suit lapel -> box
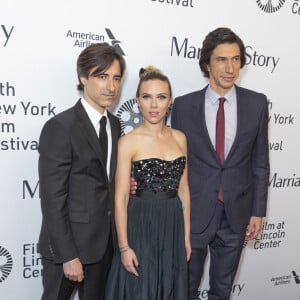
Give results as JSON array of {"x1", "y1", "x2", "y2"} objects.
[
  {"x1": 198, "y1": 87, "x2": 220, "y2": 162},
  {"x1": 225, "y1": 85, "x2": 242, "y2": 163},
  {"x1": 108, "y1": 111, "x2": 119, "y2": 181},
  {"x1": 74, "y1": 100, "x2": 108, "y2": 173}
]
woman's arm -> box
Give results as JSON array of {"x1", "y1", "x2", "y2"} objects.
[
  {"x1": 114, "y1": 135, "x2": 139, "y2": 276},
  {"x1": 176, "y1": 132, "x2": 191, "y2": 261}
]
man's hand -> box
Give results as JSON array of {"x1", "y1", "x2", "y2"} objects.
[
  {"x1": 245, "y1": 216, "x2": 263, "y2": 241},
  {"x1": 63, "y1": 258, "x2": 84, "y2": 282},
  {"x1": 130, "y1": 177, "x2": 137, "y2": 195}
]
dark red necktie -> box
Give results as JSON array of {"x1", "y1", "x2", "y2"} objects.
[{"x1": 216, "y1": 97, "x2": 225, "y2": 201}]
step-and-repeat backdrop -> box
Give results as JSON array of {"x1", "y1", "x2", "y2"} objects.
[{"x1": 1, "y1": 0, "x2": 300, "y2": 299}]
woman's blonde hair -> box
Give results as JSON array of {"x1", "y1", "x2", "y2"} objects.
[{"x1": 136, "y1": 66, "x2": 172, "y2": 97}]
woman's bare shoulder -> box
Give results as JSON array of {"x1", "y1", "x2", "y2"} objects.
[
  {"x1": 118, "y1": 128, "x2": 143, "y2": 147},
  {"x1": 169, "y1": 127, "x2": 186, "y2": 141}
]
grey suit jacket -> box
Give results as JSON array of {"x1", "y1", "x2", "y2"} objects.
[
  {"x1": 172, "y1": 85, "x2": 270, "y2": 234},
  {"x1": 38, "y1": 100, "x2": 120, "y2": 264}
]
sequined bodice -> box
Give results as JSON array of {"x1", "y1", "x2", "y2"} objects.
[{"x1": 131, "y1": 156, "x2": 186, "y2": 193}]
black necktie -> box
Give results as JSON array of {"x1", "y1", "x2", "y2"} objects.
[
  {"x1": 216, "y1": 97, "x2": 225, "y2": 201},
  {"x1": 99, "y1": 116, "x2": 108, "y2": 166}
]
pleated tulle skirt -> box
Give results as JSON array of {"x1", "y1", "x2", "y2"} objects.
[{"x1": 105, "y1": 191, "x2": 188, "y2": 300}]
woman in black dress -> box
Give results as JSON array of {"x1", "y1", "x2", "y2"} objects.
[{"x1": 105, "y1": 66, "x2": 191, "y2": 300}]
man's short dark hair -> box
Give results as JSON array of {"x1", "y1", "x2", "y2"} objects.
[
  {"x1": 77, "y1": 42, "x2": 126, "y2": 91},
  {"x1": 199, "y1": 27, "x2": 246, "y2": 78}
]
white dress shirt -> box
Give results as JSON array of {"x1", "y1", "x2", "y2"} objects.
[{"x1": 81, "y1": 98, "x2": 112, "y2": 177}]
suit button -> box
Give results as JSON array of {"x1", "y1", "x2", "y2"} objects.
[{"x1": 107, "y1": 210, "x2": 112, "y2": 216}]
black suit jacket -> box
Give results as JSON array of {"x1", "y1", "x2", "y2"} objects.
[
  {"x1": 38, "y1": 100, "x2": 120, "y2": 264},
  {"x1": 172, "y1": 85, "x2": 270, "y2": 234}
]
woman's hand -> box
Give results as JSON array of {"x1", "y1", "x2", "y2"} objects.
[
  {"x1": 185, "y1": 239, "x2": 192, "y2": 261},
  {"x1": 121, "y1": 248, "x2": 139, "y2": 276}
]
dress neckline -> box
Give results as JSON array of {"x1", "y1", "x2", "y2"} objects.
[{"x1": 132, "y1": 156, "x2": 185, "y2": 163}]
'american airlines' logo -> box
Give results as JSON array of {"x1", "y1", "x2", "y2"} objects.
[{"x1": 105, "y1": 28, "x2": 125, "y2": 56}]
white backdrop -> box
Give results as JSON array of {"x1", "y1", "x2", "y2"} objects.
[{"x1": 1, "y1": 0, "x2": 300, "y2": 299}]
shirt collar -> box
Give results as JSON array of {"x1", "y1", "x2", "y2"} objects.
[
  {"x1": 206, "y1": 85, "x2": 236, "y2": 105},
  {"x1": 81, "y1": 97, "x2": 107, "y2": 127}
]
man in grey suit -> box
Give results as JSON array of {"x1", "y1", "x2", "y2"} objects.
[
  {"x1": 171, "y1": 28, "x2": 270, "y2": 300},
  {"x1": 38, "y1": 43, "x2": 125, "y2": 299}
]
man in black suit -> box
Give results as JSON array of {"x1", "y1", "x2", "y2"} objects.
[
  {"x1": 38, "y1": 43, "x2": 125, "y2": 300},
  {"x1": 171, "y1": 28, "x2": 270, "y2": 299}
]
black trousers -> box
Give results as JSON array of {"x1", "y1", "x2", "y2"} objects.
[
  {"x1": 41, "y1": 236, "x2": 113, "y2": 300},
  {"x1": 188, "y1": 201, "x2": 246, "y2": 300}
]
